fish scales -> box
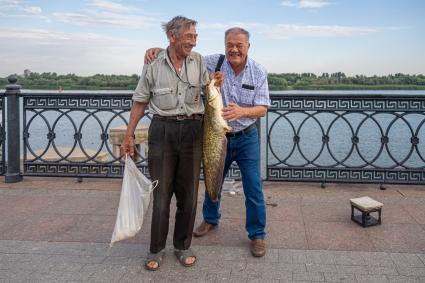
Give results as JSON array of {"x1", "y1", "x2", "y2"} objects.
[{"x1": 202, "y1": 79, "x2": 231, "y2": 201}]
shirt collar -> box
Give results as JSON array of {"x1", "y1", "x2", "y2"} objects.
[{"x1": 163, "y1": 48, "x2": 194, "y2": 64}]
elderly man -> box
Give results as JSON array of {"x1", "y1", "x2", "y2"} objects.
[
  {"x1": 121, "y1": 16, "x2": 221, "y2": 271},
  {"x1": 145, "y1": 27, "x2": 270, "y2": 257}
]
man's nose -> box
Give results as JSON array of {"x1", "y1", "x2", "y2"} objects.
[{"x1": 229, "y1": 45, "x2": 238, "y2": 52}]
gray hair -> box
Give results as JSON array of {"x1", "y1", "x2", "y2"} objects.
[
  {"x1": 162, "y1": 16, "x2": 197, "y2": 38},
  {"x1": 225, "y1": 27, "x2": 250, "y2": 42}
]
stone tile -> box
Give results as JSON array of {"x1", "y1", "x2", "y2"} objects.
[
  {"x1": 278, "y1": 249, "x2": 295, "y2": 263},
  {"x1": 52, "y1": 214, "x2": 115, "y2": 242},
  {"x1": 367, "y1": 223, "x2": 425, "y2": 253},
  {"x1": 305, "y1": 250, "x2": 336, "y2": 264},
  {"x1": 247, "y1": 278, "x2": 280, "y2": 283},
  {"x1": 267, "y1": 200, "x2": 303, "y2": 222},
  {"x1": 355, "y1": 274, "x2": 388, "y2": 283},
  {"x1": 305, "y1": 263, "x2": 338, "y2": 273},
  {"x1": 335, "y1": 265, "x2": 369, "y2": 274},
  {"x1": 366, "y1": 265, "x2": 399, "y2": 275},
  {"x1": 263, "y1": 247, "x2": 279, "y2": 263},
  {"x1": 1, "y1": 214, "x2": 84, "y2": 242},
  {"x1": 403, "y1": 205, "x2": 425, "y2": 225},
  {"x1": 301, "y1": 202, "x2": 351, "y2": 223},
  {"x1": 292, "y1": 249, "x2": 317, "y2": 265},
  {"x1": 1, "y1": 179, "x2": 425, "y2": 283},
  {"x1": 332, "y1": 251, "x2": 366, "y2": 265},
  {"x1": 55, "y1": 271, "x2": 95, "y2": 281},
  {"x1": 396, "y1": 267, "x2": 425, "y2": 277},
  {"x1": 292, "y1": 271, "x2": 325, "y2": 281},
  {"x1": 323, "y1": 272, "x2": 357, "y2": 282},
  {"x1": 390, "y1": 253, "x2": 425, "y2": 268},
  {"x1": 214, "y1": 275, "x2": 249, "y2": 283},
  {"x1": 418, "y1": 254, "x2": 425, "y2": 265},
  {"x1": 380, "y1": 204, "x2": 418, "y2": 224},
  {"x1": 48, "y1": 195, "x2": 118, "y2": 216},
  {"x1": 387, "y1": 275, "x2": 425, "y2": 283},
  {"x1": 26, "y1": 271, "x2": 66, "y2": 282},
  {"x1": 217, "y1": 259, "x2": 246, "y2": 277},
  {"x1": 267, "y1": 220, "x2": 308, "y2": 249},
  {"x1": 0, "y1": 195, "x2": 67, "y2": 215},
  {"x1": 191, "y1": 218, "x2": 248, "y2": 248},
  {"x1": 46, "y1": 254, "x2": 106, "y2": 264},
  {"x1": 0, "y1": 267, "x2": 34, "y2": 280},
  {"x1": 360, "y1": 251, "x2": 395, "y2": 267},
  {"x1": 0, "y1": 253, "x2": 51, "y2": 263},
  {"x1": 305, "y1": 222, "x2": 375, "y2": 251}
]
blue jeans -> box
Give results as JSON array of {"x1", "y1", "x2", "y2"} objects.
[{"x1": 202, "y1": 127, "x2": 266, "y2": 240}]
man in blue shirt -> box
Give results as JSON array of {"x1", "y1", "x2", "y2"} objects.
[{"x1": 145, "y1": 27, "x2": 270, "y2": 257}]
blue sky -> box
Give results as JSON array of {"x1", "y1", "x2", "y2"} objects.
[{"x1": 1, "y1": 0, "x2": 424, "y2": 76}]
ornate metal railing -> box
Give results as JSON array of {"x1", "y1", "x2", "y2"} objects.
[
  {"x1": 267, "y1": 92, "x2": 425, "y2": 184},
  {"x1": 20, "y1": 90, "x2": 242, "y2": 179},
  {"x1": 22, "y1": 91, "x2": 151, "y2": 177},
  {"x1": 3, "y1": 75, "x2": 425, "y2": 185}
]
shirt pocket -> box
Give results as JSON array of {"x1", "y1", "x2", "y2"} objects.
[
  {"x1": 238, "y1": 89, "x2": 255, "y2": 106},
  {"x1": 152, "y1": 87, "x2": 177, "y2": 110},
  {"x1": 184, "y1": 84, "x2": 202, "y2": 105}
]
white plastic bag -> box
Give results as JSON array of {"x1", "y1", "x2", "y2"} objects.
[{"x1": 110, "y1": 155, "x2": 158, "y2": 246}]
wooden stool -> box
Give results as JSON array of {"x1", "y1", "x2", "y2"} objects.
[{"x1": 350, "y1": 196, "x2": 383, "y2": 227}]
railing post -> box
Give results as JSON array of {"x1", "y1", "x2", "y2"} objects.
[{"x1": 5, "y1": 75, "x2": 23, "y2": 183}]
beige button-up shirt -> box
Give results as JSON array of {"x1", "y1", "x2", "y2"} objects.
[{"x1": 133, "y1": 49, "x2": 209, "y2": 116}]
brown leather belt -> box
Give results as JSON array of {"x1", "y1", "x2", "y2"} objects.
[
  {"x1": 226, "y1": 123, "x2": 257, "y2": 138},
  {"x1": 153, "y1": 114, "x2": 203, "y2": 121}
]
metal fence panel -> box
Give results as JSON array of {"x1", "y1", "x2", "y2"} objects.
[{"x1": 267, "y1": 93, "x2": 425, "y2": 184}]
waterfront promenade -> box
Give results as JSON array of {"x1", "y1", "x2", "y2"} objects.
[{"x1": 0, "y1": 177, "x2": 424, "y2": 282}]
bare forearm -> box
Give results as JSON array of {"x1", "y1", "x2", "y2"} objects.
[
  {"x1": 125, "y1": 101, "x2": 147, "y2": 137},
  {"x1": 242, "y1": 105, "x2": 268, "y2": 119}
]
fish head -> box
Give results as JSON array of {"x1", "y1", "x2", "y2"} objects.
[{"x1": 207, "y1": 79, "x2": 220, "y2": 101}]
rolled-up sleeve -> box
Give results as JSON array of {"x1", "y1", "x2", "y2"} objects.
[{"x1": 132, "y1": 64, "x2": 151, "y2": 103}]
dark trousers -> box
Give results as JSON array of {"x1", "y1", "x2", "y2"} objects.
[{"x1": 147, "y1": 117, "x2": 203, "y2": 253}]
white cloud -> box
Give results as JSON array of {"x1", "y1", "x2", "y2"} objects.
[
  {"x1": 263, "y1": 24, "x2": 377, "y2": 39},
  {"x1": 22, "y1": 6, "x2": 42, "y2": 14},
  {"x1": 0, "y1": 27, "x2": 111, "y2": 42},
  {"x1": 0, "y1": 0, "x2": 20, "y2": 8},
  {"x1": 87, "y1": 0, "x2": 137, "y2": 13},
  {"x1": 0, "y1": 0, "x2": 158, "y2": 29},
  {"x1": 201, "y1": 22, "x2": 378, "y2": 39},
  {"x1": 0, "y1": 27, "x2": 151, "y2": 76},
  {"x1": 53, "y1": 10, "x2": 158, "y2": 28},
  {"x1": 50, "y1": 1, "x2": 158, "y2": 29},
  {"x1": 282, "y1": 0, "x2": 331, "y2": 9},
  {"x1": 0, "y1": 1, "x2": 49, "y2": 21}
]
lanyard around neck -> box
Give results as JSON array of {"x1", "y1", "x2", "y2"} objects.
[{"x1": 166, "y1": 48, "x2": 188, "y2": 78}]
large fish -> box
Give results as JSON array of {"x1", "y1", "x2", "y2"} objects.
[{"x1": 203, "y1": 79, "x2": 231, "y2": 201}]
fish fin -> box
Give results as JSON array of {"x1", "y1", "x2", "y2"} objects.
[{"x1": 225, "y1": 125, "x2": 232, "y2": 132}]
